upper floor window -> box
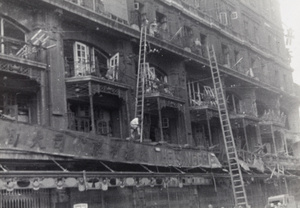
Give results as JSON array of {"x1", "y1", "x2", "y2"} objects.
[
  {"x1": 0, "y1": 18, "x2": 25, "y2": 56},
  {"x1": 156, "y1": 12, "x2": 167, "y2": 25},
  {"x1": 66, "y1": 0, "x2": 84, "y2": 6},
  {"x1": 233, "y1": 50, "x2": 242, "y2": 71},
  {"x1": 244, "y1": 20, "x2": 249, "y2": 37},
  {"x1": 227, "y1": 92, "x2": 241, "y2": 114},
  {"x1": 221, "y1": 44, "x2": 230, "y2": 67},
  {"x1": 155, "y1": 11, "x2": 168, "y2": 33},
  {"x1": 64, "y1": 41, "x2": 119, "y2": 80},
  {"x1": 219, "y1": 12, "x2": 228, "y2": 26},
  {"x1": 65, "y1": 0, "x2": 104, "y2": 12},
  {"x1": 181, "y1": 26, "x2": 193, "y2": 38},
  {"x1": 200, "y1": 33, "x2": 207, "y2": 46},
  {"x1": 256, "y1": 101, "x2": 268, "y2": 117}
]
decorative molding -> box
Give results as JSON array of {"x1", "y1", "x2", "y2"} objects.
[{"x1": 0, "y1": 59, "x2": 42, "y2": 83}]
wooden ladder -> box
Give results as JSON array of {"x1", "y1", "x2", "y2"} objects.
[
  {"x1": 134, "y1": 23, "x2": 147, "y2": 142},
  {"x1": 207, "y1": 45, "x2": 249, "y2": 208}
]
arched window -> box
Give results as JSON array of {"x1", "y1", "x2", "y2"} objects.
[
  {"x1": 0, "y1": 18, "x2": 25, "y2": 55},
  {"x1": 64, "y1": 40, "x2": 119, "y2": 80}
]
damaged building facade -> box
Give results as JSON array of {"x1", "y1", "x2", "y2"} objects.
[{"x1": 0, "y1": 0, "x2": 300, "y2": 207}]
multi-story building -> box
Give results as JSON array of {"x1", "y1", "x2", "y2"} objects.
[{"x1": 0, "y1": 0, "x2": 300, "y2": 207}]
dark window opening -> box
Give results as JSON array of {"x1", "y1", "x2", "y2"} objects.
[
  {"x1": 0, "y1": 18, "x2": 26, "y2": 56},
  {"x1": 156, "y1": 11, "x2": 167, "y2": 24},
  {"x1": 182, "y1": 26, "x2": 193, "y2": 37},
  {"x1": 0, "y1": 91, "x2": 35, "y2": 123},
  {"x1": 221, "y1": 44, "x2": 230, "y2": 66},
  {"x1": 227, "y1": 92, "x2": 241, "y2": 114},
  {"x1": 3, "y1": 20, "x2": 25, "y2": 41}
]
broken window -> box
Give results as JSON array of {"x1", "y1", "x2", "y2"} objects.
[
  {"x1": 156, "y1": 11, "x2": 168, "y2": 32},
  {"x1": 0, "y1": 18, "x2": 25, "y2": 56},
  {"x1": 233, "y1": 50, "x2": 242, "y2": 71},
  {"x1": 67, "y1": 101, "x2": 113, "y2": 136},
  {"x1": 0, "y1": 92, "x2": 34, "y2": 123},
  {"x1": 144, "y1": 63, "x2": 170, "y2": 95}
]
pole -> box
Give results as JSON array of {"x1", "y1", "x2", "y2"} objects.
[{"x1": 88, "y1": 81, "x2": 96, "y2": 134}]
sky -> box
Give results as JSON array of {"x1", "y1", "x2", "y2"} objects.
[{"x1": 279, "y1": 0, "x2": 300, "y2": 84}]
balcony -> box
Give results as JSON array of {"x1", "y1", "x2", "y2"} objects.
[
  {"x1": 187, "y1": 82, "x2": 217, "y2": 110},
  {"x1": 65, "y1": 60, "x2": 119, "y2": 82},
  {"x1": 259, "y1": 109, "x2": 287, "y2": 127},
  {"x1": 0, "y1": 36, "x2": 45, "y2": 65},
  {"x1": 145, "y1": 78, "x2": 182, "y2": 100}
]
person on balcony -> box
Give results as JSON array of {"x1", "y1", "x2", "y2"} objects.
[
  {"x1": 105, "y1": 66, "x2": 114, "y2": 80},
  {"x1": 126, "y1": 117, "x2": 141, "y2": 141}
]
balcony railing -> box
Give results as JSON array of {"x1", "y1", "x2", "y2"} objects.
[
  {"x1": 260, "y1": 109, "x2": 287, "y2": 126},
  {"x1": 187, "y1": 82, "x2": 217, "y2": 109},
  {"x1": 145, "y1": 78, "x2": 181, "y2": 98},
  {"x1": 0, "y1": 36, "x2": 43, "y2": 63},
  {"x1": 65, "y1": 60, "x2": 119, "y2": 81}
]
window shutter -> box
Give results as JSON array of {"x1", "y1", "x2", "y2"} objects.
[
  {"x1": 74, "y1": 42, "x2": 89, "y2": 76},
  {"x1": 90, "y1": 48, "x2": 95, "y2": 73},
  {"x1": 108, "y1": 52, "x2": 120, "y2": 80}
]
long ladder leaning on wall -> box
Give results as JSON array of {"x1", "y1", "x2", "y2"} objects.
[
  {"x1": 207, "y1": 45, "x2": 249, "y2": 208},
  {"x1": 134, "y1": 22, "x2": 148, "y2": 143}
]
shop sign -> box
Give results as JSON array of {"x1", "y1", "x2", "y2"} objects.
[{"x1": 0, "y1": 119, "x2": 221, "y2": 168}]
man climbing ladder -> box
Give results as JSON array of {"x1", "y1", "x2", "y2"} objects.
[{"x1": 131, "y1": 20, "x2": 148, "y2": 142}]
